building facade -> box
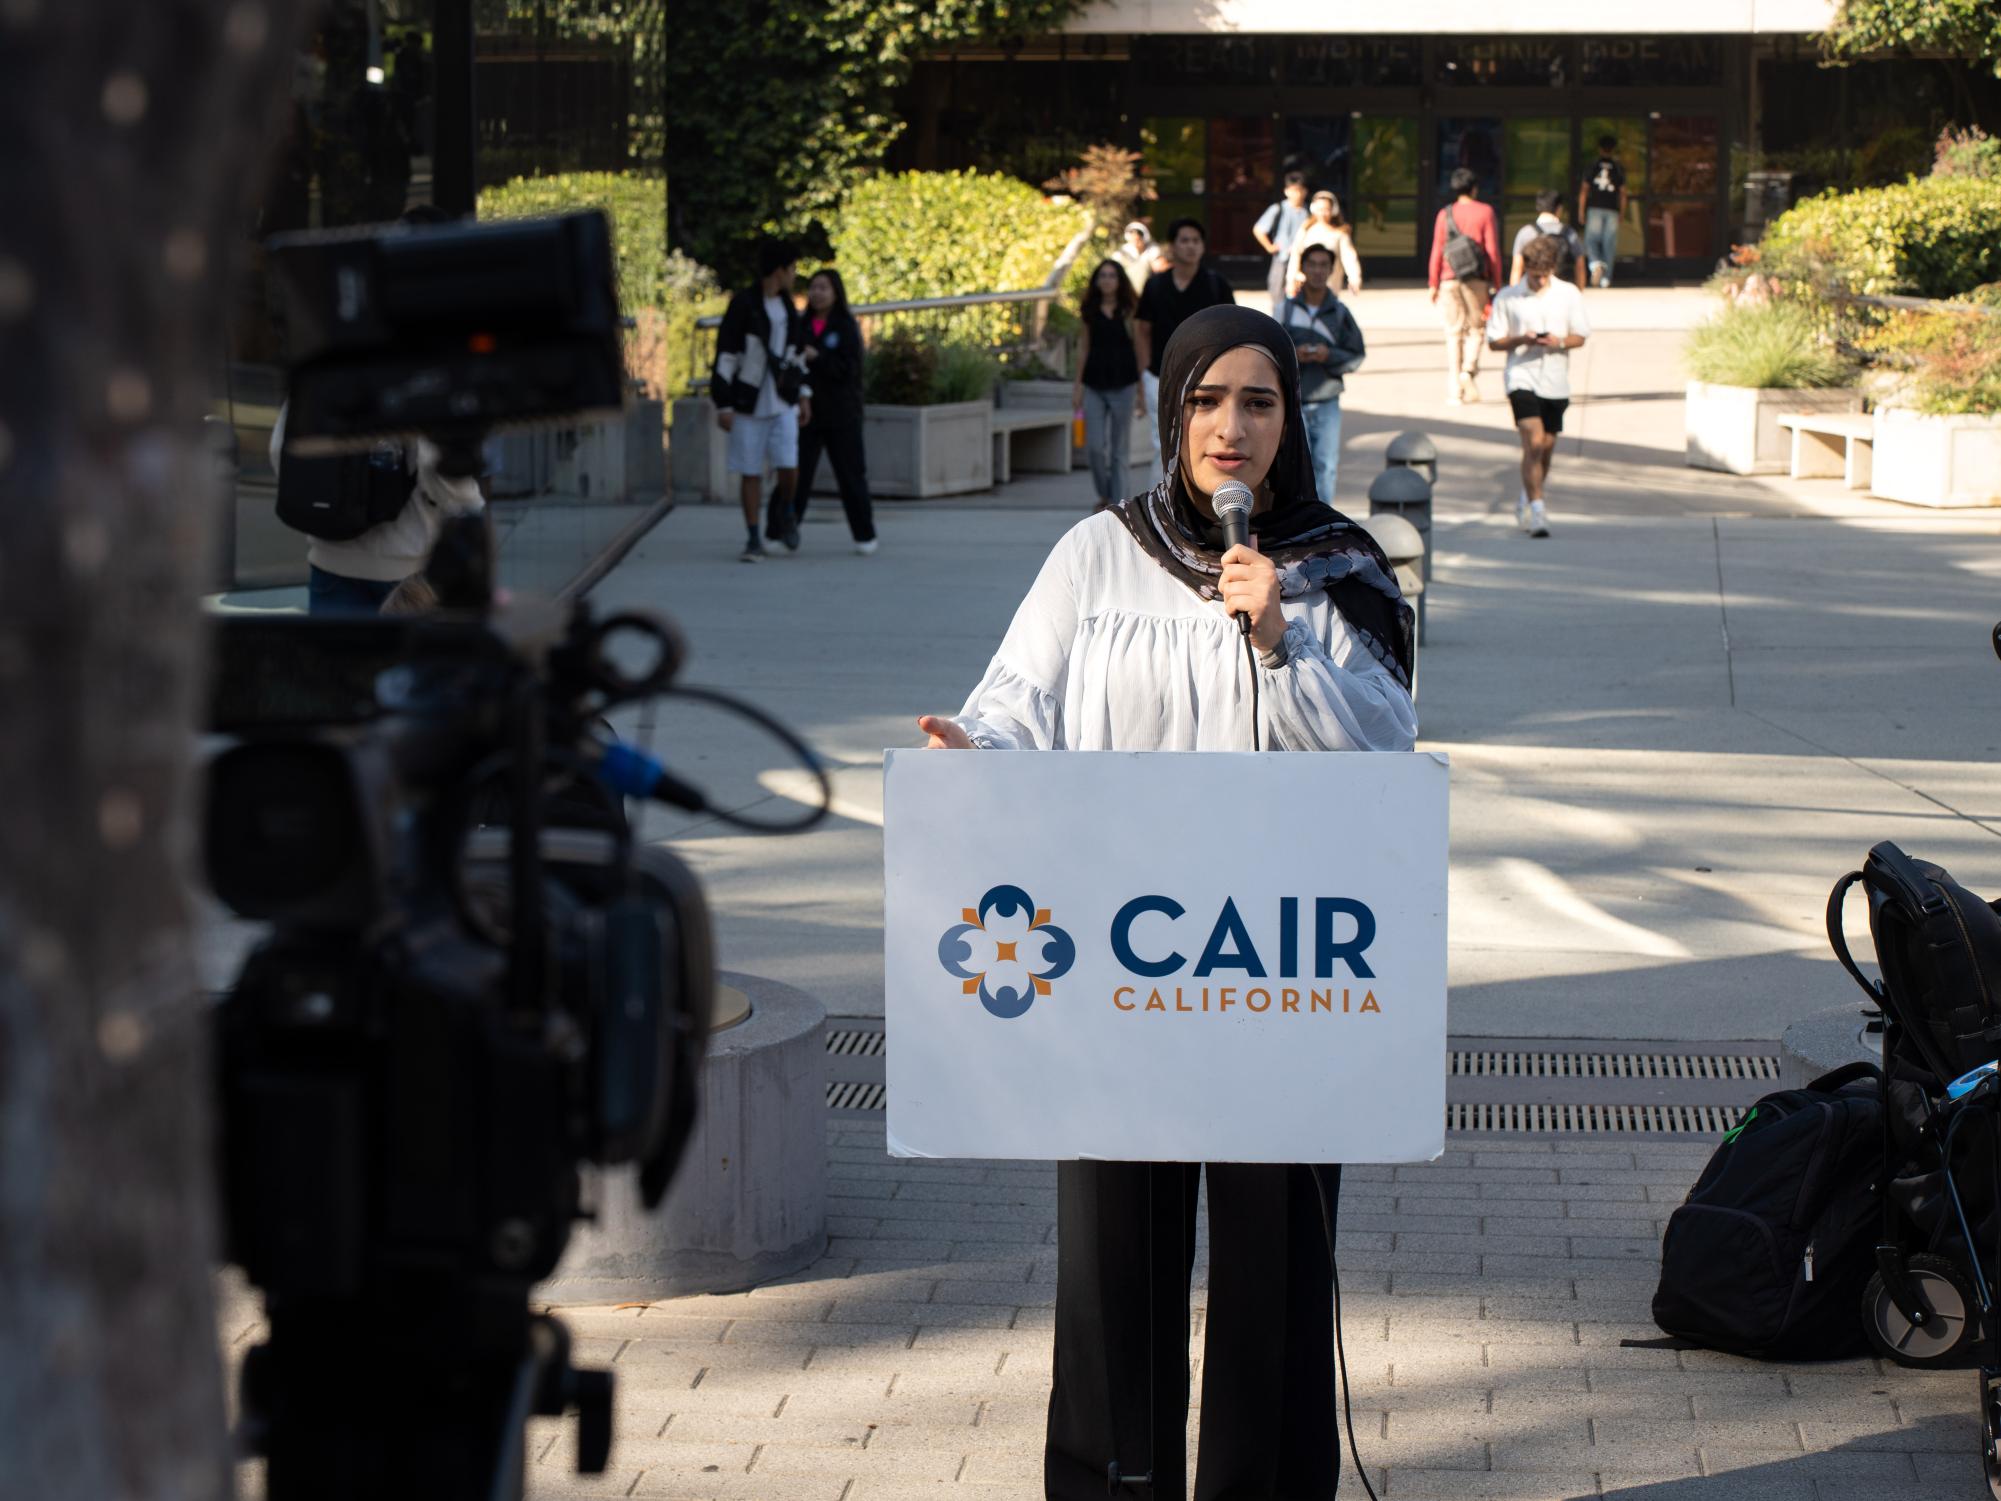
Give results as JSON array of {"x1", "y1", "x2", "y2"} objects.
[{"x1": 889, "y1": 1, "x2": 1996, "y2": 283}]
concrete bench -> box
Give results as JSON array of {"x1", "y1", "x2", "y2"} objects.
[
  {"x1": 1776, "y1": 411, "x2": 1874, "y2": 490},
  {"x1": 990, "y1": 408, "x2": 1072, "y2": 485}
]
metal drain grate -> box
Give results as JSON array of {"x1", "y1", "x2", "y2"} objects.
[
  {"x1": 1450, "y1": 1051, "x2": 1780, "y2": 1083},
  {"x1": 828, "y1": 1029, "x2": 886, "y2": 1058},
  {"x1": 828, "y1": 1080, "x2": 886, "y2": 1111},
  {"x1": 823, "y1": 1029, "x2": 1776, "y2": 1134}
]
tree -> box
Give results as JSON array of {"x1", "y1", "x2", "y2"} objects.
[
  {"x1": 0, "y1": 1, "x2": 310, "y2": 1493},
  {"x1": 666, "y1": 0, "x2": 1090, "y2": 284},
  {"x1": 1827, "y1": 0, "x2": 2001, "y2": 78}
]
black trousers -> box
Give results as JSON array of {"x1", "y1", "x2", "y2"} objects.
[
  {"x1": 1046, "y1": 1161, "x2": 1343, "y2": 1501},
  {"x1": 791, "y1": 420, "x2": 876, "y2": 542}
]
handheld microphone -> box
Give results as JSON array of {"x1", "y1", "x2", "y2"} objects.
[{"x1": 1212, "y1": 479, "x2": 1254, "y2": 636}]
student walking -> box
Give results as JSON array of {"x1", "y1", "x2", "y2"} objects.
[
  {"x1": 794, "y1": 269, "x2": 878, "y2": 555},
  {"x1": 1578, "y1": 135, "x2": 1628, "y2": 288},
  {"x1": 1285, "y1": 189, "x2": 1363, "y2": 301},
  {"x1": 1252, "y1": 172, "x2": 1311, "y2": 316},
  {"x1": 1510, "y1": 188, "x2": 1587, "y2": 287},
  {"x1": 1071, "y1": 258, "x2": 1143, "y2": 510},
  {"x1": 1427, "y1": 168, "x2": 1502, "y2": 406},
  {"x1": 1279, "y1": 241, "x2": 1366, "y2": 503},
  {"x1": 1134, "y1": 219, "x2": 1234, "y2": 472},
  {"x1": 1487, "y1": 235, "x2": 1591, "y2": 538},
  {"x1": 711, "y1": 238, "x2": 813, "y2": 563},
  {"x1": 1115, "y1": 220, "x2": 1167, "y2": 293}
]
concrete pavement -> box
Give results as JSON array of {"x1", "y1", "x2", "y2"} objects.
[
  {"x1": 218, "y1": 287, "x2": 2001, "y2": 1499},
  {"x1": 593, "y1": 287, "x2": 2001, "y2": 1040}
]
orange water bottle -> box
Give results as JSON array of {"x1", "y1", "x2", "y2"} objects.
[{"x1": 1072, "y1": 408, "x2": 1086, "y2": 447}]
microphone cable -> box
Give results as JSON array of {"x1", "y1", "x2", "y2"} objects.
[{"x1": 1235, "y1": 654, "x2": 1373, "y2": 1498}]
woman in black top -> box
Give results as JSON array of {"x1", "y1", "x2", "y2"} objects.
[
  {"x1": 1070, "y1": 258, "x2": 1143, "y2": 510},
  {"x1": 794, "y1": 268, "x2": 877, "y2": 553}
]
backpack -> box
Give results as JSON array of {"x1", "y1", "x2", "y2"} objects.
[
  {"x1": 276, "y1": 442, "x2": 413, "y2": 541},
  {"x1": 1441, "y1": 205, "x2": 1486, "y2": 283},
  {"x1": 1650, "y1": 1061, "x2": 1883, "y2": 1359},
  {"x1": 1831, "y1": 841, "x2": 2001, "y2": 1084}
]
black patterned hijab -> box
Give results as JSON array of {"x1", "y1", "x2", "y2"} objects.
[{"x1": 1108, "y1": 303, "x2": 1415, "y2": 689}]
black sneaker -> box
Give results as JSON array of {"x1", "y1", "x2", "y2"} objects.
[
  {"x1": 740, "y1": 538, "x2": 766, "y2": 563},
  {"x1": 782, "y1": 525, "x2": 801, "y2": 552}
]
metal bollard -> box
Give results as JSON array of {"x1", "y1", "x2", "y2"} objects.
[
  {"x1": 1385, "y1": 430, "x2": 1439, "y2": 489},
  {"x1": 1367, "y1": 463, "x2": 1433, "y2": 646},
  {"x1": 1358, "y1": 512, "x2": 1424, "y2": 697}
]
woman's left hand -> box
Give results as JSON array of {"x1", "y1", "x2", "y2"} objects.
[{"x1": 1219, "y1": 538, "x2": 1286, "y2": 653}]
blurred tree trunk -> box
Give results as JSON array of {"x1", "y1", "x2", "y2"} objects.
[{"x1": 0, "y1": 2, "x2": 309, "y2": 1495}]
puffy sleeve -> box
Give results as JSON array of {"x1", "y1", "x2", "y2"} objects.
[
  {"x1": 950, "y1": 525, "x2": 1085, "y2": 751},
  {"x1": 1339, "y1": 229, "x2": 1363, "y2": 290},
  {"x1": 1258, "y1": 608, "x2": 1417, "y2": 753}
]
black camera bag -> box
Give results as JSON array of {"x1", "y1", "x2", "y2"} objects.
[
  {"x1": 1650, "y1": 1061, "x2": 1883, "y2": 1360},
  {"x1": 276, "y1": 443, "x2": 412, "y2": 541}
]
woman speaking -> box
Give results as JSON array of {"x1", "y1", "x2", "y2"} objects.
[{"x1": 917, "y1": 303, "x2": 1416, "y2": 1499}]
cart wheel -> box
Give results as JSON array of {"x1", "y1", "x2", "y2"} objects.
[
  {"x1": 1862, "y1": 1254, "x2": 1979, "y2": 1367},
  {"x1": 1981, "y1": 1368, "x2": 2001, "y2": 1499}
]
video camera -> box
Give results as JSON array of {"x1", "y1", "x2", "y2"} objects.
[{"x1": 209, "y1": 213, "x2": 826, "y2": 1499}]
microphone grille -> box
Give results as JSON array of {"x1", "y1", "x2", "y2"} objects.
[{"x1": 1212, "y1": 480, "x2": 1254, "y2": 518}]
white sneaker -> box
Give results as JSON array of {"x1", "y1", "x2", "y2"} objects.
[
  {"x1": 1515, "y1": 491, "x2": 1530, "y2": 530},
  {"x1": 854, "y1": 539, "x2": 879, "y2": 556},
  {"x1": 1528, "y1": 500, "x2": 1550, "y2": 538}
]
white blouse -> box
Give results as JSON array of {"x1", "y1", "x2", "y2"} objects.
[{"x1": 952, "y1": 512, "x2": 1418, "y2": 754}]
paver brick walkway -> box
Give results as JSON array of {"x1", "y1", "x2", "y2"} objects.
[{"x1": 499, "y1": 1122, "x2": 1989, "y2": 1501}]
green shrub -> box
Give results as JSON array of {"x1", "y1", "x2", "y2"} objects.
[
  {"x1": 1759, "y1": 176, "x2": 2001, "y2": 299},
  {"x1": 1857, "y1": 306, "x2": 2001, "y2": 416},
  {"x1": 931, "y1": 341, "x2": 999, "y2": 404},
  {"x1": 1684, "y1": 301, "x2": 1853, "y2": 389},
  {"x1": 816, "y1": 171, "x2": 1088, "y2": 348},
  {"x1": 1935, "y1": 126, "x2": 2001, "y2": 182},
  {"x1": 479, "y1": 171, "x2": 725, "y2": 407},
  {"x1": 480, "y1": 170, "x2": 669, "y2": 304},
  {"x1": 863, "y1": 329, "x2": 938, "y2": 406}
]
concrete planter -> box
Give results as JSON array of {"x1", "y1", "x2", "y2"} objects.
[
  {"x1": 670, "y1": 395, "x2": 729, "y2": 503},
  {"x1": 625, "y1": 397, "x2": 666, "y2": 498},
  {"x1": 1684, "y1": 381, "x2": 1862, "y2": 475},
  {"x1": 1870, "y1": 407, "x2": 2001, "y2": 508},
  {"x1": 864, "y1": 399, "x2": 992, "y2": 498}
]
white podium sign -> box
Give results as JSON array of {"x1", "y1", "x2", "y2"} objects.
[{"x1": 883, "y1": 749, "x2": 1448, "y2": 1164}]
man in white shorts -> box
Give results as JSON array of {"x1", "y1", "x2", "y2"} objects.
[
  {"x1": 1486, "y1": 234, "x2": 1590, "y2": 538},
  {"x1": 712, "y1": 239, "x2": 813, "y2": 562}
]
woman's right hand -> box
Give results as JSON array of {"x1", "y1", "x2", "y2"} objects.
[{"x1": 917, "y1": 715, "x2": 973, "y2": 750}]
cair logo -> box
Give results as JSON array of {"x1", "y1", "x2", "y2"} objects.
[{"x1": 937, "y1": 884, "x2": 1076, "y2": 1019}]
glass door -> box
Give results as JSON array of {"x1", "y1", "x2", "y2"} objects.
[
  {"x1": 1141, "y1": 115, "x2": 1207, "y2": 245},
  {"x1": 1352, "y1": 115, "x2": 1419, "y2": 260},
  {"x1": 1206, "y1": 115, "x2": 1276, "y2": 260},
  {"x1": 1502, "y1": 115, "x2": 1572, "y2": 267},
  {"x1": 1647, "y1": 115, "x2": 1719, "y2": 261}
]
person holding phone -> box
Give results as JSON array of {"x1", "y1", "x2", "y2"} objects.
[{"x1": 1486, "y1": 234, "x2": 1590, "y2": 538}]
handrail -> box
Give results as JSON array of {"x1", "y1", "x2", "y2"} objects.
[
  {"x1": 693, "y1": 285, "x2": 1063, "y2": 330},
  {"x1": 1825, "y1": 288, "x2": 2001, "y2": 318}
]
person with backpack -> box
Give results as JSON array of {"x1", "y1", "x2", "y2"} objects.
[
  {"x1": 1427, "y1": 167, "x2": 1502, "y2": 406},
  {"x1": 1509, "y1": 188, "x2": 1587, "y2": 287},
  {"x1": 1279, "y1": 241, "x2": 1366, "y2": 503},
  {"x1": 1251, "y1": 171, "x2": 1312, "y2": 316},
  {"x1": 793, "y1": 268, "x2": 878, "y2": 555},
  {"x1": 1070, "y1": 258, "x2": 1143, "y2": 510},
  {"x1": 268, "y1": 405, "x2": 486, "y2": 615},
  {"x1": 1578, "y1": 134, "x2": 1629, "y2": 288},
  {"x1": 711, "y1": 237, "x2": 814, "y2": 563}
]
